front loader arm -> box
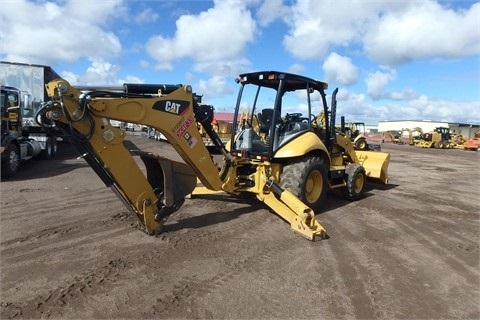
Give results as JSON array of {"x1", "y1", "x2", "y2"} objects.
[{"x1": 42, "y1": 79, "x2": 225, "y2": 234}]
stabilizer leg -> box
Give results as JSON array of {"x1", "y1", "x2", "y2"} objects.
[{"x1": 259, "y1": 178, "x2": 327, "y2": 241}]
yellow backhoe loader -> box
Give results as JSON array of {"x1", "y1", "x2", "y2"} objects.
[
  {"x1": 339, "y1": 118, "x2": 369, "y2": 150},
  {"x1": 416, "y1": 127, "x2": 452, "y2": 148},
  {"x1": 38, "y1": 71, "x2": 389, "y2": 241}
]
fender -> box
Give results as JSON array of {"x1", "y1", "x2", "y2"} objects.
[{"x1": 274, "y1": 131, "x2": 330, "y2": 160}]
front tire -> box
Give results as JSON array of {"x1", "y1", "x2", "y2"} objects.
[
  {"x1": 39, "y1": 136, "x2": 54, "y2": 159},
  {"x1": 342, "y1": 163, "x2": 366, "y2": 201},
  {"x1": 1, "y1": 144, "x2": 20, "y2": 178},
  {"x1": 280, "y1": 156, "x2": 328, "y2": 213}
]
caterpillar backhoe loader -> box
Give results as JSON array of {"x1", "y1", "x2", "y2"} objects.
[
  {"x1": 338, "y1": 118, "x2": 369, "y2": 150},
  {"x1": 416, "y1": 127, "x2": 451, "y2": 148},
  {"x1": 38, "y1": 71, "x2": 389, "y2": 241}
]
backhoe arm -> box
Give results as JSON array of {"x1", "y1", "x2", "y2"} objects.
[{"x1": 41, "y1": 79, "x2": 225, "y2": 234}]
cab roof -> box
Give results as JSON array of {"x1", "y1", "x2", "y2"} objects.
[{"x1": 238, "y1": 71, "x2": 328, "y2": 92}]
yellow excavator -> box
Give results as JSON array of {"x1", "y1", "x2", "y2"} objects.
[{"x1": 38, "y1": 71, "x2": 390, "y2": 241}]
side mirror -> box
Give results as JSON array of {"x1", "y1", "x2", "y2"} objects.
[{"x1": 23, "y1": 93, "x2": 33, "y2": 110}]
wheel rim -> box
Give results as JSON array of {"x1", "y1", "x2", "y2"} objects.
[
  {"x1": 305, "y1": 170, "x2": 323, "y2": 203},
  {"x1": 354, "y1": 173, "x2": 365, "y2": 193}
]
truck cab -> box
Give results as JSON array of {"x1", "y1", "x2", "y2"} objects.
[{"x1": 1, "y1": 85, "x2": 57, "y2": 178}]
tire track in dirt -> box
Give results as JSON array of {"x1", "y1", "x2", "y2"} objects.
[
  {"x1": 342, "y1": 197, "x2": 479, "y2": 318},
  {"x1": 383, "y1": 208, "x2": 479, "y2": 280},
  {"x1": 1, "y1": 212, "x2": 136, "y2": 264},
  {"x1": 394, "y1": 209, "x2": 480, "y2": 258},
  {"x1": 323, "y1": 215, "x2": 401, "y2": 319},
  {"x1": 1, "y1": 258, "x2": 129, "y2": 319},
  {"x1": 86, "y1": 202, "x2": 300, "y2": 318},
  {"x1": 379, "y1": 214, "x2": 479, "y2": 318},
  {"x1": 1, "y1": 187, "x2": 119, "y2": 222},
  {"x1": 360, "y1": 195, "x2": 479, "y2": 258},
  {"x1": 1, "y1": 210, "x2": 132, "y2": 247},
  {"x1": 148, "y1": 217, "x2": 299, "y2": 318},
  {"x1": 5, "y1": 198, "x2": 281, "y2": 318}
]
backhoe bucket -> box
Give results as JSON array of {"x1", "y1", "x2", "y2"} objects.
[
  {"x1": 136, "y1": 151, "x2": 198, "y2": 207},
  {"x1": 354, "y1": 150, "x2": 390, "y2": 184}
]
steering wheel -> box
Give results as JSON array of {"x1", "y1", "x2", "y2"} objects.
[{"x1": 284, "y1": 113, "x2": 302, "y2": 121}]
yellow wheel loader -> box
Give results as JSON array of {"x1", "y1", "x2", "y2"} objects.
[{"x1": 38, "y1": 71, "x2": 389, "y2": 241}]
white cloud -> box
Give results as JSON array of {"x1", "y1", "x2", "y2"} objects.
[
  {"x1": 256, "y1": 0, "x2": 289, "y2": 27},
  {"x1": 122, "y1": 75, "x2": 144, "y2": 84},
  {"x1": 145, "y1": 0, "x2": 257, "y2": 74},
  {"x1": 322, "y1": 53, "x2": 358, "y2": 85},
  {"x1": 60, "y1": 71, "x2": 80, "y2": 85},
  {"x1": 384, "y1": 97, "x2": 480, "y2": 123},
  {"x1": 287, "y1": 63, "x2": 305, "y2": 74},
  {"x1": 280, "y1": 1, "x2": 479, "y2": 66},
  {"x1": 193, "y1": 58, "x2": 251, "y2": 79},
  {"x1": 385, "y1": 88, "x2": 420, "y2": 101},
  {"x1": 0, "y1": 0, "x2": 124, "y2": 64},
  {"x1": 133, "y1": 8, "x2": 160, "y2": 24},
  {"x1": 81, "y1": 60, "x2": 120, "y2": 85},
  {"x1": 365, "y1": 68, "x2": 397, "y2": 100},
  {"x1": 337, "y1": 89, "x2": 480, "y2": 124},
  {"x1": 282, "y1": 1, "x2": 388, "y2": 59},
  {"x1": 364, "y1": 2, "x2": 480, "y2": 65},
  {"x1": 63, "y1": 59, "x2": 135, "y2": 86},
  {"x1": 196, "y1": 76, "x2": 234, "y2": 100}
]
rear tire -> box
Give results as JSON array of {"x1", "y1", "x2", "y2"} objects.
[
  {"x1": 1, "y1": 144, "x2": 20, "y2": 178},
  {"x1": 280, "y1": 156, "x2": 328, "y2": 213},
  {"x1": 355, "y1": 138, "x2": 368, "y2": 150},
  {"x1": 342, "y1": 163, "x2": 366, "y2": 201}
]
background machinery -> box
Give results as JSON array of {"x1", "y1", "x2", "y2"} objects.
[
  {"x1": 193, "y1": 94, "x2": 232, "y2": 150},
  {"x1": 416, "y1": 127, "x2": 451, "y2": 148},
  {"x1": 382, "y1": 130, "x2": 403, "y2": 144},
  {"x1": 38, "y1": 71, "x2": 390, "y2": 241},
  {"x1": 1, "y1": 62, "x2": 61, "y2": 177},
  {"x1": 339, "y1": 118, "x2": 369, "y2": 150},
  {"x1": 463, "y1": 131, "x2": 480, "y2": 151}
]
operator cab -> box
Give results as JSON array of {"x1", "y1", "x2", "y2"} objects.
[{"x1": 230, "y1": 71, "x2": 330, "y2": 159}]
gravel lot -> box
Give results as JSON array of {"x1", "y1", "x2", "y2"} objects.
[{"x1": 1, "y1": 133, "x2": 479, "y2": 319}]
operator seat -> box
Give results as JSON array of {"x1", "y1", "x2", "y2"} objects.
[
  {"x1": 257, "y1": 108, "x2": 284, "y2": 151},
  {"x1": 259, "y1": 108, "x2": 283, "y2": 132},
  {"x1": 259, "y1": 108, "x2": 274, "y2": 133}
]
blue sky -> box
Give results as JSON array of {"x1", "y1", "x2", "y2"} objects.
[{"x1": 1, "y1": 0, "x2": 479, "y2": 124}]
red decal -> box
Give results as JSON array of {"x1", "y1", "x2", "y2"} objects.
[{"x1": 175, "y1": 116, "x2": 194, "y2": 138}]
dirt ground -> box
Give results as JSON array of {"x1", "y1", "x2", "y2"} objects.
[{"x1": 1, "y1": 133, "x2": 479, "y2": 319}]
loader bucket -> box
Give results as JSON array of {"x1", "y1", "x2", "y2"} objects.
[{"x1": 354, "y1": 150, "x2": 390, "y2": 184}]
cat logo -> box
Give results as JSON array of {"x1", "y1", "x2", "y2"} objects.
[
  {"x1": 165, "y1": 101, "x2": 181, "y2": 114},
  {"x1": 153, "y1": 100, "x2": 189, "y2": 115}
]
